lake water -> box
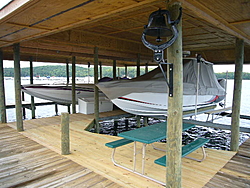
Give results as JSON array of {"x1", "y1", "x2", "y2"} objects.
[
  {"x1": 3, "y1": 78, "x2": 250, "y2": 150},
  {"x1": 4, "y1": 78, "x2": 250, "y2": 127}
]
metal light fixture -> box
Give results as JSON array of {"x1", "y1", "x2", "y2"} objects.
[
  {"x1": 143, "y1": 10, "x2": 173, "y2": 42},
  {"x1": 142, "y1": 8, "x2": 182, "y2": 97},
  {"x1": 142, "y1": 8, "x2": 182, "y2": 63}
]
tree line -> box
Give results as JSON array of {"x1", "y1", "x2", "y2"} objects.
[
  {"x1": 3, "y1": 65, "x2": 151, "y2": 78},
  {"x1": 3, "y1": 65, "x2": 250, "y2": 80},
  {"x1": 215, "y1": 72, "x2": 250, "y2": 80}
]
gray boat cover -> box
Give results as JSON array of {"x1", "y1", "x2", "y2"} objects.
[{"x1": 97, "y1": 58, "x2": 225, "y2": 100}]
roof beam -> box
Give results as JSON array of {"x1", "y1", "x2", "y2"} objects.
[
  {"x1": 6, "y1": 22, "x2": 52, "y2": 31},
  {"x1": 179, "y1": 0, "x2": 250, "y2": 45},
  {"x1": 0, "y1": 0, "x2": 161, "y2": 47},
  {"x1": 0, "y1": 0, "x2": 38, "y2": 22}
]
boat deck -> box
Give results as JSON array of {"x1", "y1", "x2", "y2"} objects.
[{"x1": 1, "y1": 110, "x2": 248, "y2": 187}]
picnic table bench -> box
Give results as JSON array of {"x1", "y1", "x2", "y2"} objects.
[{"x1": 105, "y1": 121, "x2": 209, "y2": 185}]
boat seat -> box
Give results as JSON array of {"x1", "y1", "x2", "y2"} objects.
[{"x1": 155, "y1": 138, "x2": 210, "y2": 166}]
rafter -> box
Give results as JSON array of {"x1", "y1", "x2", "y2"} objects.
[{"x1": 179, "y1": 0, "x2": 250, "y2": 45}]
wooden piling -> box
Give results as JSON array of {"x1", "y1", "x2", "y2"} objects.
[
  {"x1": 166, "y1": 2, "x2": 183, "y2": 187},
  {"x1": 125, "y1": 118, "x2": 129, "y2": 131},
  {"x1": 94, "y1": 47, "x2": 100, "y2": 133},
  {"x1": 13, "y1": 43, "x2": 23, "y2": 131},
  {"x1": 29, "y1": 57, "x2": 35, "y2": 119},
  {"x1": 71, "y1": 56, "x2": 76, "y2": 114},
  {"x1": 66, "y1": 60, "x2": 71, "y2": 114},
  {"x1": 113, "y1": 120, "x2": 118, "y2": 136},
  {"x1": 61, "y1": 112, "x2": 70, "y2": 155},
  {"x1": 113, "y1": 60, "x2": 116, "y2": 80},
  {"x1": 137, "y1": 53, "x2": 140, "y2": 77},
  {"x1": 22, "y1": 91, "x2": 26, "y2": 119},
  {"x1": 66, "y1": 60, "x2": 69, "y2": 85},
  {"x1": 145, "y1": 63, "x2": 148, "y2": 73},
  {"x1": 0, "y1": 50, "x2": 7, "y2": 123},
  {"x1": 143, "y1": 116, "x2": 148, "y2": 126},
  {"x1": 230, "y1": 38, "x2": 244, "y2": 151},
  {"x1": 67, "y1": 105, "x2": 71, "y2": 114},
  {"x1": 55, "y1": 104, "x2": 58, "y2": 116},
  {"x1": 99, "y1": 61, "x2": 102, "y2": 78},
  {"x1": 136, "y1": 115, "x2": 141, "y2": 128},
  {"x1": 125, "y1": 65, "x2": 128, "y2": 77}
]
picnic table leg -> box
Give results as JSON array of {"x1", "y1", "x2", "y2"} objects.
[
  {"x1": 184, "y1": 146, "x2": 207, "y2": 162},
  {"x1": 142, "y1": 143, "x2": 147, "y2": 174}
]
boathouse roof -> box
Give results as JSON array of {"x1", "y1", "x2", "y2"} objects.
[{"x1": 0, "y1": 0, "x2": 249, "y2": 66}]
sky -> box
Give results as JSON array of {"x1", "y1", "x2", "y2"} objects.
[{"x1": 3, "y1": 60, "x2": 250, "y2": 73}]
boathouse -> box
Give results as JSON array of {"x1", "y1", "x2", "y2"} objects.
[{"x1": 0, "y1": 0, "x2": 249, "y2": 187}]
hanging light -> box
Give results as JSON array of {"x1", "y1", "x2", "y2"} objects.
[
  {"x1": 142, "y1": 8, "x2": 182, "y2": 63},
  {"x1": 141, "y1": 8, "x2": 182, "y2": 97},
  {"x1": 143, "y1": 9, "x2": 173, "y2": 42}
]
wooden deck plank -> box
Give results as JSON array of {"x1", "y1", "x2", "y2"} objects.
[
  {"x1": 0, "y1": 124, "x2": 122, "y2": 188},
  {"x1": 4, "y1": 111, "x2": 248, "y2": 187},
  {"x1": 4, "y1": 112, "x2": 239, "y2": 187},
  {"x1": 204, "y1": 138, "x2": 250, "y2": 187}
]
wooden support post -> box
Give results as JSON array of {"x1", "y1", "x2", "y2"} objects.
[
  {"x1": 88, "y1": 62, "x2": 90, "y2": 83},
  {"x1": 230, "y1": 38, "x2": 244, "y2": 151},
  {"x1": 143, "y1": 116, "x2": 148, "y2": 126},
  {"x1": 22, "y1": 91, "x2": 26, "y2": 119},
  {"x1": 145, "y1": 63, "x2": 148, "y2": 73},
  {"x1": 67, "y1": 105, "x2": 71, "y2": 114},
  {"x1": 125, "y1": 118, "x2": 129, "y2": 131},
  {"x1": 0, "y1": 50, "x2": 7, "y2": 123},
  {"x1": 113, "y1": 60, "x2": 116, "y2": 80},
  {"x1": 94, "y1": 47, "x2": 100, "y2": 133},
  {"x1": 61, "y1": 112, "x2": 70, "y2": 155},
  {"x1": 55, "y1": 104, "x2": 58, "y2": 116},
  {"x1": 166, "y1": 2, "x2": 183, "y2": 187},
  {"x1": 137, "y1": 53, "x2": 140, "y2": 77},
  {"x1": 71, "y1": 56, "x2": 76, "y2": 114},
  {"x1": 113, "y1": 120, "x2": 118, "y2": 136},
  {"x1": 29, "y1": 57, "x2": 35, "y2": 119},
  {"x1": 99, "y1": 61, "x2": 102, "y2": 78},
  {"x1": 66, "y1": 60, "x2": 69, "y2": 85},
  {"x1": 125, "y1": 65, "x2": 128, "y2": 77},
  {"x1": 136, "y1": 115, "x2": 141, "y2": 128},
  {"x1": 13, "y1": 43, "x2": 23, "y2": 131}
]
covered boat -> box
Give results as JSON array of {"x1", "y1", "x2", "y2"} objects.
[
  {"x1": 97, "y1": 58, "x2": 226, "y2": 116},
  {"x1": 21, "y1": 84, "x2": 104, "y2": 105},
  {"x1": 21, "y1": 77, "x2": 129, "y2": 105}
]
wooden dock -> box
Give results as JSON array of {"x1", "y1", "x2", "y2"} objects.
[
  {"x1": 1, "y1": 110, "x2": 249, "y2": 187},
  {"x1": 0, "y1": 123, "x2": 120, "y2": 187},
  {"x1": 204, "y1": 138, "x2": 250, "y2": 187}
]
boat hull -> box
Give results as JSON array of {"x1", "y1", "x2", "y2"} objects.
[
  {"x1": 111, "y1": 92, "x2": 219, "y2": 116},
  {"x1": 22, "y1": 84, "x2": 104, "y2": 105}
]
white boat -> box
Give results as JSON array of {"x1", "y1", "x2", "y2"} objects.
[
  {"x1": 21, "y1": 84, "x2": 104, "y2": 105},
  {"x1": 21, "y1": 77, "x2": 128, "y2": 105},
  {"x1": 97, "y1": 58, "x2": 226, "y2": 116}
]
